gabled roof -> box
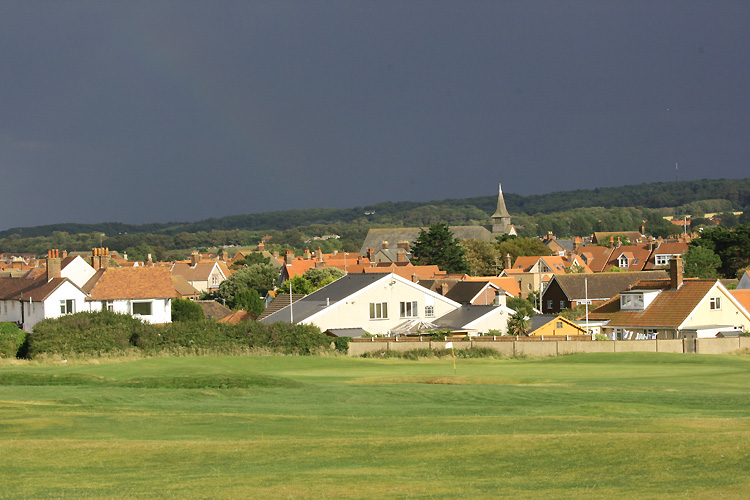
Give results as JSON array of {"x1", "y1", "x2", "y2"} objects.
[
  {"x1": 171, "y1": 275, "x2": 200, "y2": 297},
  {"x1": 603, "y1": 244, "x2": 652, "y2": 271},
  {"x1": 171, "y1": 261, "x2": 226, "y2": 281},
  {"x1": 260, "y1": 274, "x2": 388, "y2": 324},
  {"x1": 588, "y1": 279, "x2": 721, "y2": 328},
  {"x1": 194, "y1": 300, "x2": 232, "y2": 320},
  {"x1": 261, "y1": 273, "x2": 460, "y2": 325},
  {"x1": 546, "y1": 271, "x2": 669, "y2": 301},
  {"x1": 0, "y1": 275, "x2": 78, "y2": 302},
  {"x1": 445, "y1": 281, "x2": 498, "y2": 304},
  {"x1": 434, "y1": 305, "x2": 510, "y2": 330},
  {"x1": 574, "y1": 245, "x2": 613, "y2": 273},
  {"x1": 528, "y1": 314, "x2": 587, "y2": 335},
  {"x1": 642, "y1": 241, "x2": 689, "y2": 270},
  {"x1": 730, "y1": 289, "x2": 750, "y2": 314},
  {"x1": 85, "y1": 267, "x2": 179, "y2": 301}
]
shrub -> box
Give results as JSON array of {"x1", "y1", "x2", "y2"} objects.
[
  {"x1": 133, "y1": 319, "x2": 231, "y2": 353},
  {"x1": 0, "y1": 322, "x2": 26, "y2": 358},
  {"x1": 171, "y1": 298, "x2": 205, "y2": 322},
  {"x1": 26, "y1": 312, "x2": 148, "y2": 358},
  {"x1": 332, "y1": 336, "x2": 351, "y2": 353}
]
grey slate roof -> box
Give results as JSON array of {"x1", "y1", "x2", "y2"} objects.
[
  {"x1": 260, "y1": 273, "x2": 386, "y2": 324},
  {"x1": 433, "y1": 305, "x2": 499, "y2": 329},
  {"x1": 359, "y1": 226, "x2": 493, "y2": 256},
  {"x1": 444, "y1": 281, "x2": 491, "y2": 304},
  {"x1": 324, "y1": 328, "x2": 370, "y2": 338},
  {"x1": 545, "y1": 271, "x2": 669, "y2": 301}
]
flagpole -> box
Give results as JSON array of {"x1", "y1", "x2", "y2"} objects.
[{"x1": 445, "y1": 341, "x2": 456, "y2": 375}]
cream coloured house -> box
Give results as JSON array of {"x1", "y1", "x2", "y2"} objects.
[
  {"x1": 588, "y1": 259, "x2": 750, "y2": 339},
  {"x1": 260, "y1": 272, "x2": 465, "y2": 336}
]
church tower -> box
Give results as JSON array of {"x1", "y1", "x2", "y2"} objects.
[{"x1": 491, "y1": 180, "x2": 512, "y2": 234}]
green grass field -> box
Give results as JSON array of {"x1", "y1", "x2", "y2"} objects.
[{"x1": 1, "y1": 352, "x2": 749, "y2": 499}]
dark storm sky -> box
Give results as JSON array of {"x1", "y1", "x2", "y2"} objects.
[{"x1": 1, "y1": 1, "x2": 749, "y2": 231}]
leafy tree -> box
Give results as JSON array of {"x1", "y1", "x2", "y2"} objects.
[
  {"x1": 495, "y1": 236, "x2": 552, "y2": 270},
  {"x1": 216, "y1": 263, "x2": 278, "y2": 307},
  {"x1": 463, "y1": 239, "x2": 500, "y2": 276},
  {"x1": 171, "y1": 298, "x2": 205, "y2": 322},
  {"x1": 683, "y1": 245, "x2": 721, "y2": 279},
  {"x1": 278, "y1": 275, "x2": 314, "y2": 295},
  {"x1": 692, "y1": 224, "x2": 750, "y2": 278},
  {"x1": 566, "y1": 264, "x2": 586, "y2": 274},
  {"x1": 303, "y1": 267, "x2": 345, "y2": 288},
  {"x1": 411, "y1": 223, "x2": 469, "y2": 274},
  {"x1": 233, "y1": 290, "x2": 265, "y2": 317},
  {"x1": 507, "y1": 296, "x2": 535, "y2": 317}
]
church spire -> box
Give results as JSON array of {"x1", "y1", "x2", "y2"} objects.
[
  {"x1": 491, "y1": 180, "x2": 512, "y2": 234},
  {"x1": 492, "y1": 180, "x2": 510, "y2": 218}
]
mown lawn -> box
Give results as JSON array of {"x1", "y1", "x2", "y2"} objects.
[{"x1": 0, "y1": 352, "x2": 749, "y2": 499}]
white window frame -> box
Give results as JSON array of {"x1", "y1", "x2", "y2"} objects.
[
  {"x1": 655, "y1": 255, "x2": 670, "y2": 266},
  {"x1": 400, "y1": 301, "x2": 418, "y2": 318},
  {"x1": 369, "y1": 302, "x2": 388, "y2": 320},
  {"x1": 618, "y1": 255, "x2": 629, "y2": 268},
  {"x1": 709, "y1": 297, "x2": 721, "y2": 310},
  {"x1": 60, "y1": 299, "x2": 75, "y2": 315},
  {"x1": 424, "y1": 305, "x2": 434, "y2": 318}
]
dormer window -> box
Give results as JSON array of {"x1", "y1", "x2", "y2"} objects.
[
  {"x1": 618, "y1": 255, "x2": 629, "y2": 268},
  {"x1": 655, "y1": 254, "x2": 670, "y2": 266},
  {"x1": 620, "y1": 293, "x2": 644, "y2": 310}
]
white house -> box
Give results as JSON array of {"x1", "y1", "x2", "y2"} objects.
[
  {"x1": 0, "y1": 252, "x2": 89, "y2": 332},
  {"x1": 261, "y1": 272, "x2": 513, "y2": 336},
  {"x1": 84, "y1": 267, "x2": 179, "y2": 324}
]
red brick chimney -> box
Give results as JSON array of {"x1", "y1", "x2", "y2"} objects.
[
  {"x1": 190, "y1": 251, "x2": 200, "y2": 267},
  {"x1": 670, "y1": 257, "x2": 683, "y2": 290},
  {"x1": 46, "y1": 249, "x2": 61, "y2": 281},
  {"x1": 397, "y1": 249, "x2": 406, "y2": 262},
  {"x1": 504, "y1": 253, "x2": 512, "y2": 270},
  {"x1": 285, "y1": 250, "x2": 294, "y2": 264},
  {"x1": 381, "y1": 241, "x2": 389, "y2": 250}
]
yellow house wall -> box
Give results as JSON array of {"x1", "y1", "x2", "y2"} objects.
[
  {"x1": 683, "y1": 285, "x2": 750, "y2": 332},
  {"x1": 529, "y1": 319, "x2": 586, "y2": 337}
]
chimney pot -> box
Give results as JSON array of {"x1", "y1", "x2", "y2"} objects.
[{"x1": 670, "y1": 257, "x2": 683, "y2": 289}]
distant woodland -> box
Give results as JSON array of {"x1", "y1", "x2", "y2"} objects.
[{"x1": 2, "y1": 178, "x2": 749, "y2": 258}]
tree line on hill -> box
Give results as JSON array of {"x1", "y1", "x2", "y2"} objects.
[{"x1": 1, "y1": 179, "x2": 748, "y2": 257}]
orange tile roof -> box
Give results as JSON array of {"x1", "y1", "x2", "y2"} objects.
[
  {"x1": 86, "y1": 267, "x2": 179, "y2": 301},
  {"x1": 730, "y1": 289, "x2": 750, "y2": 314},
  {"x1": 589, "y1": 279, "x2": 717, "y2": 328},
  {"x1": 463, "y1": 276, "x2": 521, "y2": 297}
]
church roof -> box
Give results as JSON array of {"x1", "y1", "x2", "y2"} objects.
[{"x1": 491, "y1": 181, "x2": 511, "y2": 218}]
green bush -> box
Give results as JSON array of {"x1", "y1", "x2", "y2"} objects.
[
  {"x1": 23, "y1": 311, "x2": 334, "y2": 359},
  {"x1": 0, "y1": 322, "x2": 26, "y2": 358},
  {"x1": 171, "y1": 298, "x2": 205, "y2": 322},
  {"x1": 332, "y1": 336, "x2": 351, "y2": 353},
  {"x1": 133, "y1": 320, "x2": 231, "y2": 353},
  {"x1": 26, "y1": 312, "x2": 149, "y2": 358}
]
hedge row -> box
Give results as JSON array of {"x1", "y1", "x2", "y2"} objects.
[
  {"x1": 23, "y1": 311, "x2": 338, "y2": 359},
  {"x1": 0, "y1": 322, "x2": 26, "y2": 358}
]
